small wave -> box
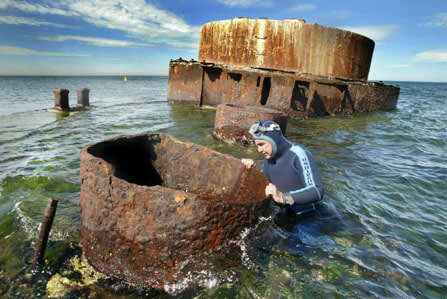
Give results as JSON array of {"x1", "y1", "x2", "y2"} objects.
[
  {"x1": 12, "y1": 201, "x2": 38, "y2": 238},
  {"x1": 236, "y1": 216, "x2": 274, "y2": 270},
  {"x1": 163, "y1": 270, "x2": 219, "y2": 295},
  {"x1": 161, "y1": 216, "x2": 274, "y2": 295},
  {"x1": 10, "y1": 198, "x2": 72, "y2": 243},
  {"x1": 0, "y1": 110, "x2": 60, "y2": 146}
]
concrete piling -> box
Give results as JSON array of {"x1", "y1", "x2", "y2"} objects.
[
  {"x1": 48, "y1": 88, "x2": 92, "y2": 113},
  {"x1": 52, "y1": 89, "x2": 69, "y2": 111},
  {"x1": 76, "y1": 88, "x2": 90, "y2": 107}
]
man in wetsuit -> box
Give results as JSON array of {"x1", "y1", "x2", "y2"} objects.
[{"x1": 242, "y1": 120, "x2": 324, "y2": 215}]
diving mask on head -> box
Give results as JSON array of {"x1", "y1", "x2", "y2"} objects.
[{"x1": 248, "y1": 121, "x2": 281, "y2": 137}]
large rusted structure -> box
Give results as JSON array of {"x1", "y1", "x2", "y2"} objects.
[
  {"x1": 80, "y1": 133, "x2": 269, "y2": 289},
  {"x1": 168, "y1": 18, "x2": 399, "y2": 118}
]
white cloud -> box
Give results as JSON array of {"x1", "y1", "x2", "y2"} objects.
[
  {"x1": 66, "y1": 0, "x2": 200, "y2": 48},
  {"x1": 423, "y1": 12, "x2": 447, "y2": 27},
  {"x1": 0, "y1": 15, "x2": 74, "y2": 28},
  {"x1": 414, "y1": 48, "x2": 447, "y2": 62},
  {"x1": 329, "y1": 10, "x2": 351, "y2": 20},
  {"x1": 0, "y1": 0, "x2": 200, "y2": 50},
  {"x1": 0, "y1": 45, "x2": 88, "y2": 56},
  {"x1": 215, "y1": 0, "x2": 270, "y2": 7},
  {"x1": 342, "y1": 25, "x2": 399, "y2": 40},
  {"x1": 38, "y1": 35, "x2": 152, "y2": 48},
  {"x1": 290, "y1": 3, "x2": 316, "y2": 12},
  {"x1": 0, "y1": 0, "x2": 72, "y2": 16},
  {"x1": 386, "y1": 64, "x2": 411, "y2": 68}
]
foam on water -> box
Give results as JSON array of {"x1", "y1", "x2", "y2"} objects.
[
  {"x1": 163, "y1": 269, "x2": 221, "y2": 295},
  {"x1": 12, "y1": 201, "x2": 38, "y2": 238}
]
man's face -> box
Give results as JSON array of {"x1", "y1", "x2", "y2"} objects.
[{"x1": 255, "y1": 139, "x2": 273, "y2": 159}]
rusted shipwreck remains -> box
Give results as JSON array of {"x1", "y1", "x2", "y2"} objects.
[
  {"x1": 80, "y1": 133, "x2": 269, "y2": 289},
  {"x1": 168, "y1": 18, "x2": 400, "y2": 118}
]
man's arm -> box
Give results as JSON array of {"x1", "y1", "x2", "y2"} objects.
[
  {"x1": 281, "y1": 187, "x2": 321, "y2": 205},
  {"x1": 265, "y1": 183, "x2": 318, "y2": 206},
  {"x1": 282, "y1": 148, "x2": 322, "y2": 205}
]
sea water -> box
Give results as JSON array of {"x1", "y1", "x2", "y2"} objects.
[{"x1": 0, "y1": 76, "x2": 445, "y2": 298}]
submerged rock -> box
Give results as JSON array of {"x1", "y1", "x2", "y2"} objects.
[{"x1": 80, "y1": 133, "x2": 270, "y2": 289}]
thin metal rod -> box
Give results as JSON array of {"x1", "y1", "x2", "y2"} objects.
[{"x1": 33, "y1": 198, "x2": 59, "y2": 264}]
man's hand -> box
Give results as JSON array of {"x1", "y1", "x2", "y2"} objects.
[
  {"x1": 265, "y1": 183, "x2": 282, "y2": 204},
  {"x1": 241, "y1": 158, "x2": 255, "y2": 169}
]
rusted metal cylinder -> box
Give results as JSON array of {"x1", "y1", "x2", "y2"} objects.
[
  {"x1": 199, "y1": 18, "x2": 375, "y2": 80},
  {"x1": 76, "y1": 88, "x2": 90, "y2": 107},
  {"x1": 80, "y1": 133, "x2": 269, "y2": 289},
  {"x1": 53, "y1": 89, "x2": 69, "y2": 111},
  {"x1": 214, "y1": 104, "x2": 288, "y2": 144}
]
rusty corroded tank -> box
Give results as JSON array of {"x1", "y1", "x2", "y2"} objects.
[
  {"x1": 214, "y1": 104, "x2": 287, "y2": 144},
  {"x1": 80, "y1": 133, "x2": 269, "y2": 289},
  {"x1": 199, "y1": 18, "x2": 374, "y2": 80},
  {"x1": 167, "y1": 18, "x2": 400, "y2": 119}
]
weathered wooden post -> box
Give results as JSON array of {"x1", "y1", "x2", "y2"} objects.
[
  {"x1": 33, "y1": 198, "x2": 59, "y2": 264},
  {"x1": 53, "y1": 89, "x2": 69, "y2": 111},
  {"x1": 76, "y1": 88, "x2": 90, "y2": 107}
]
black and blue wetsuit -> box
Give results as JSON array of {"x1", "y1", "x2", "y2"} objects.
[{"x1": 250, "y1": 120, "x2": 324, "y2": 215}]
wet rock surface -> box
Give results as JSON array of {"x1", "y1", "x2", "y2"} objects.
[{"x1": 80, "y1": 133, "x2": 270, "y2": 289}]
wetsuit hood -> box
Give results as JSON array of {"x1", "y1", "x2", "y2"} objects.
[{"x1": 249, "y1": 120, "x2": 290, "y2": 159}]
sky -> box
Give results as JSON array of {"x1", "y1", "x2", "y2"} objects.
[{"x1": 0, "y1": 0, "x2": 446, "y2": 82}]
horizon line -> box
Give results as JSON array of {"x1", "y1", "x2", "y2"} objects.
[{"x1": 0, "y1": 75, "x2": 446, "y2": 83}]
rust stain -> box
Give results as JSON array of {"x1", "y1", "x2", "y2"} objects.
[
  {"x1": 173, "y1": 193, "x2": 187, "y2": 205},
  {"x1": 102, "y1": 163, "x2": 110, "y2": 175},
  {"x1": 127, "y1": 190, "x2": 135, "y2": 203}
]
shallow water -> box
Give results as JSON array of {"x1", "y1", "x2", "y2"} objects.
[{"x1": 0, "y1": 77, "x2": 446, "y2": 298}]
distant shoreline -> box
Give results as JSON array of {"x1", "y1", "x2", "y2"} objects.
[{"x1": 0, "y1": 75, "x2": 168, "y2": 78}]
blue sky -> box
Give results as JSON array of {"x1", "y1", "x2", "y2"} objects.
[{"x1": 0, "y1": 0, "x2": 446, "y2": 81}]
